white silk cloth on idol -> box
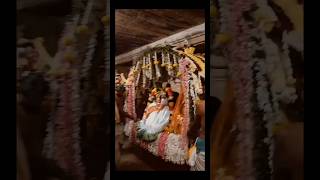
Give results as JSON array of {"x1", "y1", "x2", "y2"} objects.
[{"x1": 139, "y1": 99, "x2": 170, "y2": 134}]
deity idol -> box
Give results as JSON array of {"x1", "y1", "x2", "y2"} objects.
[{"x1": 137, "y1": 90, "x2": 171, "y2": 141}]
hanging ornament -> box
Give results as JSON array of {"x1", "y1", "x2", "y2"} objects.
[
  {"x1": 76, "y1": 0, "x2": 94, "y2": 35},
  {"x1": 81, "y1": 33, "x2": 97, "y2": 78},
  {"x1": 167, "y1": 53, "x2": 173, "y2": 76},
  {"x1": 161, "y1": 51, "x2": 166, "y2": 67},
  {"x1": 154, "y1": 51, "x2": 161, "y2": 79},
  {"x1": 173, "y1": 54, "x2": 178, "y2": 68},
  {"x1": 142, "y1": 57, "x2": 147, "y2": 88},
  {"x1": 148, "y1": 53, "x2": 153, "y2": 80},
  {"x1": 135, "y1": 61, "x2": 141, "y2": 86}
]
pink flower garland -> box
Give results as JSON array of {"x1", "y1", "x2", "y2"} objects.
[
  {"x1": 158, "y1": 133, "x2": 169, "y2": 158},
  {"x1": 43, "y1": 15, "x2": 85, "y2": 180},
  {"x1": 179, "y1": 58, "x2": 191, "y2": 148},
  {"x1": 54, "y1": 77, "x2": 75, "y2": 172},
  {"x1": 219, "y1": 0, "x2": 256, "y2": 178},
  {"x1": 125, "y1": 83, "x2": 137, "y2": 121}
]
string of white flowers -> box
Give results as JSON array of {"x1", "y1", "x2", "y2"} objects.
[
  {"x1": 43, "y1": 14, "x2": 79, "y2": 160},
  {"x1": 80, "y1": 0, "x2": 94, "y2": 26},
  {"x1": 70, "y1": 68, "x2": 86, "y2": 180},
  {"x1": 148, "y1": 53, "x2": 153, "y2": 80},
  {"x1": 173, "y1": 54, "x2": 179, "y2": 76},
  {"x1": 135, "y1": 61, "x2": 141, "y2": 86},
  {"x1": 154, "y1": 52, "x2": 161, "y2": 79},
  {"x1": 280, "y1": 32, "x2": 298, "y2": 104},
  {"x1": 252, "y1": 56, "x2": 275, "y2": 174},
  {"x1": 142, "y1": 58, "x2": 147, "y2": 88},
  {"x1": 161, "y1": 51, "x2": 166, "y2": 67},
  {"x1": 259, "y1": 31, "x2": 286, "y2": 128},
  {"x1": 144, "y1": 56, "x2": 149, "y2": 79},
  {"x1": 190, "y1": 73, "x2": 197, "y2": 119},
  {"x1": 167, "y1": 53, "x2": 174, "y2": 77},
  {"x1": 81, "y1": 33, "x2": 97, "y2": 78},
  {"x1": 42, "y1": 80, "x2": 58, "y2": 159}
]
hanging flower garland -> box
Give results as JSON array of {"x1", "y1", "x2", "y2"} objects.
[
  {"x1": 179, "y1": 58, "x2": 191, "y2": 149},
  {"x1": 81, "y1": 33, "x2": 97, "y2": 78},
  {"x1": 166, "y1": 53, "x2": 174, "y2": 77},
  {"x1": 149, "y1": 53, "x2": 154, "y2": 80},
  {"x1": 142, "y1": 56, "x2": 147, "y2": 88},
  {"x1": 42, "y1": 79, "x2": 58, "y2": 159},
  {"x1": 124, "y1": 68, "x2": 137, "y2": 121},
  {"x1": 215, "y1": 0, "x2": 301, "y2": 178},
  {"x1": 154, "y1": 51, "x2": 161, "y2": 79},
  {"x1": 43, "y1": 13, "x2": 87, "y2": 180},
  {"x1": 135, "y1": 61, "x2": 141, "y2": 86},
  {"x1": 217, "y1": 0, "x2": 256, "y2": 178}
]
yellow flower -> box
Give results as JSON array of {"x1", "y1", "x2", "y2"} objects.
[
  {"x1": 272, "y1": 122, "x2": 290, "y2": 134},
  {"x1": 63, "y1": 37, "x2": 74, "y2": 46},
  {"x1": 76, "y1": 25, "x2": 89, "y2": 34},
  {"x1": 101, "y1": 16, "x2": 110, "y2": 26},
  {"x1": 64, "y1": 52, "x2": 76, "y2": 63},
  {"x1": 215, "y1": 33, "x2": 232, "y2": 45},
  {"x1": 211, "y1": 5, "x2": 218, "y2": 18}
]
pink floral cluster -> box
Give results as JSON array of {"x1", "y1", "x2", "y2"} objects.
[
  {"x1": 179, "y1": 58, "x2": 191, "y2": 148},
  {"x1": 219, "y1": 0, "x2": 256, "y2": 179}
]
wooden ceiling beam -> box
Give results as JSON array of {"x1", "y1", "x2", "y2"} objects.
[{"x1": 115, "y1": 23, "x2": 205, "y2": 65}]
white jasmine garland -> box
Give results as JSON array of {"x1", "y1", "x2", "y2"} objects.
[
  {"x1": 154, "y1": 52, "x2": 161, "y2": 79},
  {"x1": 80, "y1": 0, "x2": 94, "y2": 25},
  {"x1": 42, "y1": 80, "x2": 58, "y2": 159},
  {"x1": 148, "y1": 53, "x2": 153, "y2": 80},
  {"x1": 81, "y1": 33, "x2": 97, "y2": 78},
  {"x1": 249, "y1": 28, "x2": 276, "y2": 174},
  {"x1": 142, "y1": 57, "x2": 146, "y2": 88},
  {"x1": 167, "y1": 53, "x2": 173, "y2": 76},
  {"x1": 161, "y1": 51, "x2": 166, "y2": 66},
  {"x1": 135, "y1": 65, "x2": 141, "y2": 87}
]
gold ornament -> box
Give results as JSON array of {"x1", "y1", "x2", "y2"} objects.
[
  {"x1": 161, "y1": 63, "x2": 166, "y2": 67},
  {"x1": 173, "y1": 63, "x2": 178, "y2": 67},
  {"x1": 154, "y1": 60, "x2": 160, "y2": 65},
  {"x1": 167, "y1": 64, "x2": 173, "y2": 70}
]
